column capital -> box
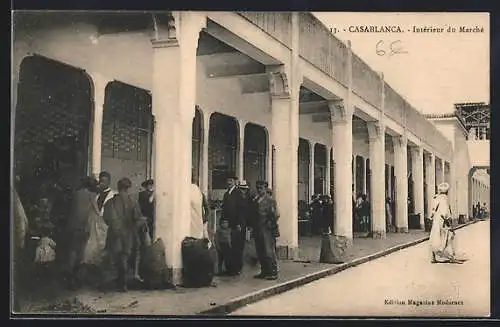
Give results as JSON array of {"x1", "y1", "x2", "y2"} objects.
[
  {"x1": 150, "y1": 11, "x2": 206, "y2": 48},
  {"x1": 328, "y1": 99, "x2": 353, "y2": 125},
  {"x1": 267, "y1": 68, "x2": 290, "y2": 99},
  {"x1": 392, "y1": 135, "x2": 408, "y2": 148},
  {"x1": 367, "y1": 121, "x2": 385, "y2": 140}
]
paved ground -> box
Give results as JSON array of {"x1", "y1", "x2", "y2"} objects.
[
  {"x1": 232, "y1": 221, "x2": 490, "y2": 317},
  {"x1": 19, "y1": 229, "x2": 429, "y2": 315}
]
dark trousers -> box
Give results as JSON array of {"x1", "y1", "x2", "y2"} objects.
[
  {"x1": 67, "y1": 231, "x2": 89, "y2": 276},
  {"x1": 217, "y1": 243, "x2": 232, "y2": 273},
  {"x1": 230, "y1": 226, "x2": 246, "y2": 273},
  {"x1": 147, "y1": 216, "x2": 155, "y2": 240},
  {"x1": 254, "y1": 226, "x2": 277, "y2": 276},
  {"x1": 115, "y1": 253, "x2": 130, "y2": 287}
]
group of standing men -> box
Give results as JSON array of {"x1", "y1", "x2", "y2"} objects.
[
  {"x1": 218, "y1": 176, "x2": 280, "y2": 280},
  {"x1": 66, "y1": 172, "x2": 155, "y2": 291}
]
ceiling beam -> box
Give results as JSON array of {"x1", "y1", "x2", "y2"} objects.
[
  {"x1": 299, "y1": 100, "x2": 329, "y2": 115},
  {"x1": 204, "y1": 20, "x2": 281, "y2": 66}
]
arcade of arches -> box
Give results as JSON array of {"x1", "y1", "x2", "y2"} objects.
[{"x1": 14, "y1": 55, "x2": 458, "y2": 244}]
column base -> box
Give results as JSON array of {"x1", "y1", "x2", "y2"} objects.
[
  {"x1": 396, "y1": 227, "x2": 408, "y2": 233},
  {"x1": 371, "y1": 230, "x2": 387, "y2": 239},
  {"x1": 167, "y1": 267, "x2": 183, "y2": 286},
  {"x1": 276, "y1": 245, "x2": 299, "y2": 260}
]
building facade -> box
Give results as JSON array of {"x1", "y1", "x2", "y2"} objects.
[{"x1": 12, "y1": 11, "x2": 487, "y2": 285}]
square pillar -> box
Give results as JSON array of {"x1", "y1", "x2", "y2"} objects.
[
  {"x1": 330, "y1": 100, "x2": 354, "y2": 244},
  {"x1": 309, "y1": 141, "x2": 315, "y2": 197},
  {"x1": 88, "y1": 72, "x2": 110, "y2": 177},
  {"x1": 238, "y1": 119, "x2": 246, "y2": 181},
  {"x1": 201, "y1": 111, "x2": 211, "y2": 194},
  {"x1": 269, "y1": 68, "x2": 299, "y2": 260},
  {"x1": 411, "y1": 146, "x2": 425, "y2": 229},
  {"x1": 325, "y1": 146, "x2": 331, "y2": 196},
  {"x1": 367, "y1": 122, "x2": 386, "y2": 238},
  {"x1": 393, "y1": 136, "x2": 408, "y2": 233},
  {"x1": 151, "y1": 12, "x2": 205, "y2": 286},
  {"x1": 425, "y1": 153, "x2": 436, "y2": 218},
  {"x1": 267, "y1": 137, "x2": 273, "y2": 189}
]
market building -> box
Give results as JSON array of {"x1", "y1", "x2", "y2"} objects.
[{"x1": 12, "y1": 11, "x2": 489, "y2": 284}]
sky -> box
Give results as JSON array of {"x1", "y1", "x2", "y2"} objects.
[{"x1": 312, "y1": 12, "x2": 490, "y2": 114}]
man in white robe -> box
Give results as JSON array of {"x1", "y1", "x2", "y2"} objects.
[
  {"x1": 429, "y1": 182, "x2": 464, "y2": 264},
  {"x1": 190, "y1": 183, "x2": 210, "y2": 244}
]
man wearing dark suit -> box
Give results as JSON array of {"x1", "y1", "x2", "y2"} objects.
[
  {"x1": 222, "y1": 176, "x2": 243, "y2": 275},
  {"x1": 138, "y1": 179, "x2": 155, "y2": 240}
]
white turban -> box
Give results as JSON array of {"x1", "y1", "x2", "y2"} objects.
[{"x1": 438, "y1": 182, "x2": 450, "y2": 194}]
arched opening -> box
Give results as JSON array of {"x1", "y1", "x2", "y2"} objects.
[
  {"x1": 101, "y1": 81, "x2": 153, "y2": 191},
  {"x1": 313, "y1": 143, "x2": 327, "y2": 195},
  {"x1": 385, "y1": 164, "x2": 390, "y2": 199},
  {"x1": 192, "y1": 108, "x2": 203, "y2": 186},
  {"x1": 14, "y1": 55, "x2": 93, "y2": 230},
  {"x1": 355, "y1": 155, "x2": 365, "y2": 197},
  {"x1": 390, "y1": 165, "x2": 396, "y2": 224},
  {"x1": 298, "y1": 138, "x2": 310, "y2": 202},
  {"x1": 407, "y1": 149, "x2": 414, "y2": 214},
  {"x1": 423, "y1": 155, "x2": 428, "y2": 218},
  {"x1": 244, "y1": 123, "x2": 267, "y2": 190},
  {"x1": 208, "y1": 113, "x2": 238, "y2": 199},
  {"x1": 366, "y1": 158, "x2": 371, "y2": 200}
]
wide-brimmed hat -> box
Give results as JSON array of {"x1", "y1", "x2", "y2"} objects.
[
  {"x1": 437, "y1": 182, "x2": 449, "y2": 194},
  {"x1": 239, "y1": 180, "x2": 249, "y2": 189},
  {"x1": 141, "y1": 179, "x2": 154, "y2": 188}
]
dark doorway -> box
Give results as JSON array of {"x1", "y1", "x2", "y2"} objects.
[
  {"x1": 314, "y1": 144, "x2": 327, "y2": 195},
  {"x1": 14, "y1": 55, "x2": 92, "y2": 228},
  {"x1": 192, "y1": 108, "x2": 202, "y2": 185},
  {"x1": 298, "y1": 138, "x2": 310, "y2": 202},
  {"x1": 208, "y1": 113, "x2": 238, "y2": 194},
  {"x1": 244, "y1": 123, "x2": 267, "y2": 191}
]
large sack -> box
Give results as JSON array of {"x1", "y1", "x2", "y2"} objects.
[
  {"x1": 182, "y1": 237, "x2": 215, "y2": 288},
  {"x1": 139, "y1": 237, "x2": 172, "y2": 289},
  {"x1": 319, "y1": 234, "x2": 348, "y2": 264}
]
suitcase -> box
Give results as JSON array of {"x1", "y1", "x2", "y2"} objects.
[
  {"x1": 181, "y1": 237, "x2": 216, "y2": 288},
  {"x1": 139, "y1": 237, "x2": 172, "y2": 289}
]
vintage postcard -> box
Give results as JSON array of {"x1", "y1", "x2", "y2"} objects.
[{"x1": 11, "y1": 11, "x2": 490, "y2": 317}]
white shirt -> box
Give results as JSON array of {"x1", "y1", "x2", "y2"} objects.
[
  {"x1": 228, "y1": 185, "x2": 236, "y2": 195},
  {"x1": 190, "y1": 184, "x2": 204, "y2": 239}
]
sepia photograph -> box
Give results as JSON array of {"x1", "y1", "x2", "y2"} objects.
[{"x1": 11, "y1": 10, "x2": 490, "y2": 317}]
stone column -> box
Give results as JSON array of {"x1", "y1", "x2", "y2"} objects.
[
  {"x1": 393, "y1": 135, "x2": 408, "y2": 233},
  {"x1": 411, "y1": 146, "x2": 425, "y2": 229},
  {"x1": 201, "y1": 111, "x2": 211, "y2": 194},
  {"x1": 270, "y1": 11, "x2": 301, "y2": 260},
  {"x1": 329, "y1": 100, "x2": 354, "y2": 247},
  {"x1": 88, "y1": 72, "x2": 109, "y2": 177},
  {"x1": 367, "y1": 122, "x2": 386, "y2": 238},
  {"x1": 238, "y1": 119, "x2": 246, "y2": 181},
  {"x1": 269, "y1": 67, "x2": 300, "y2": 260},
  {"x1": 440, "y1": 159, "x2": 445, "y2": 184},
  {"x1": 309, "y1": 141, "x2": 315, "y2": 197},
  {"x1": 150, "y1": 12, "x2": 206, "y2": 285},
  {"x1": 325, "y1": 146, "x2": 331, "y2": 196},
  {"x1": 425, "y1": 153, "x2": 436, "y2": 218}
]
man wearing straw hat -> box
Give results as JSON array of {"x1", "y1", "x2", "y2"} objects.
[{"x1": 429, "y1": 182, "x2": 465, "y2": 264}]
